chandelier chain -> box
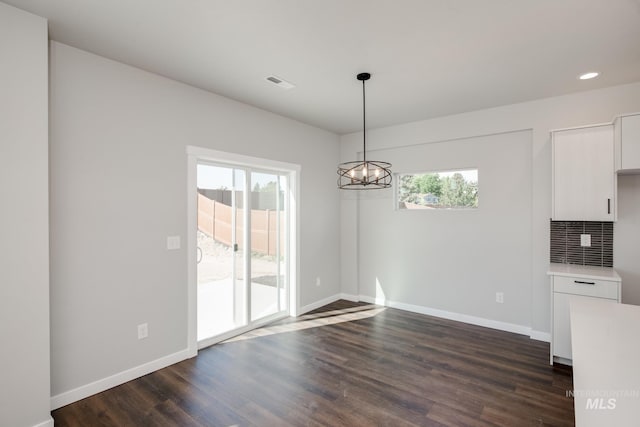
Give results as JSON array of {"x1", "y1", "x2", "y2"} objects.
[{"x1": 362, "y1": 77, "x2": 366, "y2": 163}]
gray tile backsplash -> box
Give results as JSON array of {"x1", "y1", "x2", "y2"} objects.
[{"x1": 550, "y1": 221, "x2": 613, "y2": 267}]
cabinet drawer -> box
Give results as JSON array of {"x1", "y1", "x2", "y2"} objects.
[{"x1": 553, "y1": 276, "x2": 618, "y2": 299}]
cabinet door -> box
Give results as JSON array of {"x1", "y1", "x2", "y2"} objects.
[
  {"x1": 553, "y1": 292, "x2": 618, "y2": 361},
  {"x1": 620, "y1": 114, "x2": 640, "y2": 171},
  {"x1": 552, "y1": 125, "x2": 614, "y2": 221}
]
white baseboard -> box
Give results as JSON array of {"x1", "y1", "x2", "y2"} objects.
[
  {"x1": 50, "y1": 348, "x2": 193, "y2": 410},
  {"x1": 298, "y1": 293, "x2": 364, "y2": 316},
  {"x1": 357, "y1": 294, "x2": 548, "y2": 340},
  {"x1": 299, "y1": 294, "x2": 343, "y2": 315},
  {"x1": 33, "y1": 417, "x2": 54, "y2": 427},
  {"x1": 338, "y1": 293, "x2": 359, "y2": 302},
  {"x1": 529, "y1": 330, "x2": 551, "y2": 342}
]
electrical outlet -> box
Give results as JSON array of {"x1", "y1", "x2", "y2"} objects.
[
  {"x1": 580, "y1": 234, "x2": 591, "y2": 247},
  {"x1": 137, "y1": 323, "x2": 148, "y2": 340},
  {"x1": 496, "y1": 292, "x2": 504, "y2": 304},
  {"x1": 315, "y1": 277, "x2": 321, "y2": 287}
]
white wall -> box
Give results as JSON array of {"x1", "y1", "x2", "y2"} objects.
[
  {"x1": 49, "y1": 42, "x2": 340, "y2": 401},
  {"x1": 357, "y1": 131, "x2": 532, "y2": 328},
  {"x1": 341, "y1": 81, "x2": 640, "y2": 336},
  {"x1": 0, "y1": 3, "x2": 52, "y2": 427}
]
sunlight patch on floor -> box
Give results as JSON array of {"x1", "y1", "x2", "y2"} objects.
[{"x1": 223, "y1": 305, "x2": 386, "y2": 342}]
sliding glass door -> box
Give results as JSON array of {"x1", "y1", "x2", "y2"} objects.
[{"x1": 196, "y1": 162, "x2": 290, "y2": 345}]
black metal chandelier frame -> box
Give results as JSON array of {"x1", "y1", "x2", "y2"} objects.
[{"x1": 337, "y1": 73, "x2": 392, "y2": 190}]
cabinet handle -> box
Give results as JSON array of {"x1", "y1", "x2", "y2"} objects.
[
  {"x1": 574, "y1": 280, "x2": 595, "y2": 285},
  {"x1": 607, "y1": 198, "x2": 611, "y2": 215}
]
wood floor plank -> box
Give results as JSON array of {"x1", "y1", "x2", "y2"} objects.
[{"x1": 53, "y1": 301, "x2": 574, "y2": 426}]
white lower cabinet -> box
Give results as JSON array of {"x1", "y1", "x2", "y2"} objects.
[{"x1": 549, "y1": 265, "x2": 621, "y2": 365}]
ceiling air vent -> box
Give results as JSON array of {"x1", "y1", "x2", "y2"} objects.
[{"x1": 265, "y1": 75, "x2": 295, "y2": 90}]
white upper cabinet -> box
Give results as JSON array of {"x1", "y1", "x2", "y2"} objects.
[
  {"x1": 615, "y1": 113, "x2": 640, "y2": 173},
  {"x1": 552, "y1": 124, "x2": 615, "y2": 221}
]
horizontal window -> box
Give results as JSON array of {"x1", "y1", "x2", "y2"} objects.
[{"x1": 396, "y1": 169, "x2": 478, "y2": 210}]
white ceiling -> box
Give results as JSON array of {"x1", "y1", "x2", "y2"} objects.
[{"x1": 7, "y1": 0, "x2": 640, "y2": 134}]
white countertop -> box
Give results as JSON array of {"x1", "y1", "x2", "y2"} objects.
[
  {"x1": 570, "y1": 298, "x2": 640, "y2": 427},
  {"x1": 548, "y1": 263, "x2": 621, "y2": 281}
]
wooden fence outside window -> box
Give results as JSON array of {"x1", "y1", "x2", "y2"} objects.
[{"x1": 197, "y1": 193, "x2": 284, "y2": 256}]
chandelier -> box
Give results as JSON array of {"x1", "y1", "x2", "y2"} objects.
[{"x1": 337, "y1": 72, "x2": 392, "y2": 189}]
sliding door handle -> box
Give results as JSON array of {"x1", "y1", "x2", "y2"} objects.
[{"x1": 607, "y1": 198, "x2": 611, "y2": 215}]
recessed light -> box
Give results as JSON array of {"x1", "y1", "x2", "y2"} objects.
[
  {"x1": 265, "y1": 75, "x2": 295, "y2": 90},
  {"x1": 578, "y1": 71, "x2": 599, "y2": 80}
]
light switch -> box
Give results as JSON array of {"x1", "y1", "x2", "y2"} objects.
[
  {"x1": 580, "y1": 234, "x2": 591, "y2": 247},
  {"x1": 167, "y1": 235, "x2": 181, "y2": 250}
]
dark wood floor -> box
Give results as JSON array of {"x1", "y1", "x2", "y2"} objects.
[{"x1": 53, "y1": 300, "x2": 574, "y2": 426}]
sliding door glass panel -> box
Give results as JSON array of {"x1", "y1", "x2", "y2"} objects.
[
  {"x1": 196, "y1": 164, "x2": 246, "y2": 341},
  {"x1": 250, "y1": 171, "x2": 285, "y2": 321},
  {"x1": 233, "y1": 169, "x2": 247, "y2": 327},
  {"x1": 278, "y1": 175, "x2": 288, "y2": 312}
]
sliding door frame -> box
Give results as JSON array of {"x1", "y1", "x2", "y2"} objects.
[{"x1": 186, "y1": 146, "x2": 300, "y2": 355}]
